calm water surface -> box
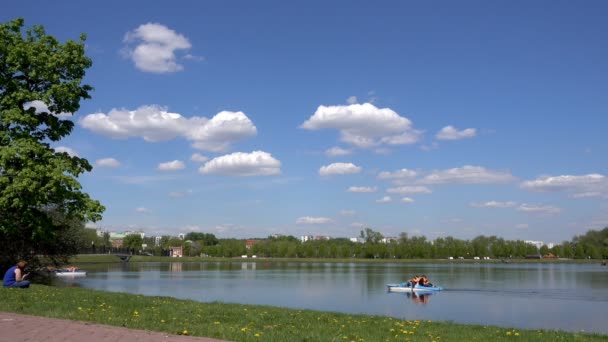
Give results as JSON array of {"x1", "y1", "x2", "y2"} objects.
[{"x1": 54, "y1": 261, "x2": 608, "y2": 333}]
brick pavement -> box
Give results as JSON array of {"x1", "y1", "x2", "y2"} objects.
[{"x1": 0, "y1": 312, "x2": 229, "y2": 342}]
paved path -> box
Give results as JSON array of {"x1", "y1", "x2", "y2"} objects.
[{"x1": 0, "y1": 312, "x2": 229, "y2": 342}]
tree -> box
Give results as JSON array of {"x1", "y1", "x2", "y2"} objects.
[
  {"x1": 123, "y1": 234, "x2": 143, "y2": 251},
  {"x1": 0, "y1": 19, "x2": 104, "y2": 270},
  {"x1": 360, "y1": 227, "x2": 383, "y2": 244}
]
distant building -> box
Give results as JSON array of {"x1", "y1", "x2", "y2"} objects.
[
  {"x1": 178, "y1": 233, "x2": 185, "y2": 240},
  {"x1": 381, "y1": 237, "x2": 397, "y2": 244},
  {"x1": 155, "y1": 236, "x2": 162, "y2": 247},
  {"x1": 109, "y1": 233, "x2": 126, "y2": 248},
  {"x1": 315, "y1": 235, "x2": 330, "y2": 241},
  {"x1": 169, "y1": 246, "x2": 183, "y2": 257},
  {"x1": 300, "y1": 235, "x2": 314, "y2": 243},
  {"x1": 95, "y1": 228, "x2": 106, "y2": 238},
  {"x1": 270, "y1": 234, "x2": 284, "y2": 239},
  {"x1": 246, "y1": 240, "x2": 259, "y2": 249},
  {"x1": 525, "y1": 240, "x2": 544, "y2": 249},
  {"x1": 350, "y1": 237, "x2": 364, "y2": 243}
]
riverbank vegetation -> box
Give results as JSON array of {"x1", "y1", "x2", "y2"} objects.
[
  {"x1": 1, "y1": 285, "x2": 605, "y2": 342},
  {"x1": 80, "y1": 227, "x2": 608, "y2": 262}
]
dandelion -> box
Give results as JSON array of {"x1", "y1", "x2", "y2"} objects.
[
  {"x1": 214, "y1": 321, "x2": 220, "y2": 324},
  {"x1": 507, "y1": 331, "x2": 512, "y2": 336},
  {"x1": 515, "y1": 332, "x2": 520, "y2": 336},
  {"x1": 182, "y1": 330, "x2": 189, "y2": 335}
]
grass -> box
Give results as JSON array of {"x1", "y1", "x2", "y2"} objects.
[{"x1": 1, "y1": 285, "x2": 605, "y2": 341}]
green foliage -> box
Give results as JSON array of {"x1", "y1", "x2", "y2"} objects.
[
  {"x1": 123, "y1": 234, "x2": 144, "y2": 250},
  {"x1": 360, "y1": 227, "x2": 383, "y2": 244},
  {"x1": 0, "y1": 18, "x2": 104, "y2": 270},
  {"x1": 184, "y1": 232, "x2": 218, "y2": 246},
  {"x1": 1, "y1": 285, "x2": 605, "y2": 341}
]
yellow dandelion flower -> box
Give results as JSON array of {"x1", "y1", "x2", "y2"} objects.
[
  {"x1": 515, "y1": 333, "x2": 520, "y2": 336},
  {"x1": 214, "y1": 321, "x2": 220, "y2": 324},
  {"x1": 182, "y1": 330, "x2": 188, "y2": 335},
  {"x1": 506, "y1": 331, "x2": 512, "y2": 336}
]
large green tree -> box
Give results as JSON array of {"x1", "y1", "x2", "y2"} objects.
[{"x1": 0, "y1": 19, "x2": 104, "y2": 270}]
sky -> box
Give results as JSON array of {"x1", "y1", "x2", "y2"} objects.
[{"x1": 3, "y1": 1, "x2": 608, "y2": 243}]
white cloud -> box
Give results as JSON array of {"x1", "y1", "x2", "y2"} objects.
[
  {"x1": 471, "y1": 201, "x2": 518, "y2": 208},
  {"x1": 158, "y1": 160, "x2": 185, "y2": 171},
  {"x1": 190, "y1": 153, "x2": 208, "y2": 163},
  {"x1": 199, "y1": 151, "x2": 281, "y2": 176},
  {"x1": 386, "y1": 186, "x2": 432, "y2": 194},
  {"x1": 401, "y1": 197, "x2": 414, "y2": 203},
  {"x1": 420, "y1": 165, "x2": 516, "y2": 185},
  {"x1": 169, "y1": 190, "x2": 192, "y2": 198},
  {"x1": 296, "y1": 217, "x2": 333, "y2": 225},
  {"x1": 80, "y1": 105, "x2": 257, "y2": 152},
  {"x1": 376, "y1": 196, "x2": 392, "y2": 203},
  {"x1": 135, "y1": 207, "x2": 151, "y2": 213},
  {"x1": 325, "y1": 146, "x2": 352, "y2": 157},
  {"x1": 347, "y1": 186, "x2": 377, "y2": 193},
  {"x1": 517, "y1": 204, "x2": 561, "y2": 215},
  {"x1": 521, "y1": 174, "x2": 606, "y2": 198},
  {"x1": 123, "y1": 23, "x2": 192, "y2": 73},
  {"x1": 300, "y1": 103, "x2": 422, "y2": 148},
  {"x1": 377, "y1": 168, "x2": 417, "y2": 180},
  {"x1": 346, "y1": 96, "x2": 358, "y2": 104},
  {"x1": 24, "y1": 100, "x2": 71, "y2": 118},
  {"x1": 55, "y1": 146, "x2": 79, "y2": 157},
  {"x1": 96, "y1": 158, "x2": 121, "y2": 168},
  {"x1": 435, "y1": 125, "x2": 476, "y2": 140},
  {"x1": 319, "y1": 162, "x2": 361, "y2": 176}
]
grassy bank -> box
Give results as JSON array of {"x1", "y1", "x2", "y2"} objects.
[
  {"x1": 69, "y1": 254, "x2": 601, "y2": 265},
  {"x1": 1, "y1": 285, "x2": 604, "y2": 341}
]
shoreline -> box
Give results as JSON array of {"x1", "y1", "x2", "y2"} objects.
[{"x1": 1, "y1": 285, "x2": 606, "y2": 341}]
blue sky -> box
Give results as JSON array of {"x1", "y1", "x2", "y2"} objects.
[{"x1": 4, "y1": 1, "x2": 607, "y2": 242}]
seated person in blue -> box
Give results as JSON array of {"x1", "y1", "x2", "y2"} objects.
[{"x1": 3, "y1": 260, "x2": 30, "y2": 288}]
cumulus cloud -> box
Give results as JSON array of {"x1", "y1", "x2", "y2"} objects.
[
  {"x1": 169, "y1": 190, "x2": 192, "y2": 198},
  {"x1": 96, "y1": 158, "x2": 121, "y2": 168},
  {"x1": 319, "y1": 162, "x2": 361, "y2": 176},
  {"x1": 300, "y1": 103, "x2": 422, "y2": 148},
  {"x1": 435, "y1": 125, "x2": 476, "y2": 140},
  {"x1": 346, "y1": 96, "x2": 358, "y2": 104},
  {"x1": 521, "y1": 174, "x2": 606, "y2": 198},
  {"x1": 376, "y1": 196, "x2": 392, "y2": 203},
  {"x1": 471, "y1": 201, "x2": 517, "y2": 208},
  {"x1": 347, "y1": 186, "x2": 377, "y2": 193},
  {"x1": 516, "y1": 204, "x2": 561, "y2": 215},
  {"x1": 24, "y1": 100, "x2": 71, "y2": 118},
  {"x1": 80, "y1": 105, "x2": 257, "y2": 152},
  {"x1": 377, "y1": 168, "x2": 417, "y2": 180},
  {"x1": 325, "y1": 147, "x2": 353, "y2": 157},
  {"x1": 386, "y1": 186, "x2": 432, "y2": 195},
  {"x1": 190, "y1": 153, "x2": 208, "y2": 163},
  {"x1": 199, "y1": 151, "x2": 281, "y2": 176},
  {"x1": 340, "y1": 209, "x2": 356, "y2": 216},
  {"x1": 158, "y1": 160, "x2": 185, "y2": 171},
  {"x1": 135, "y1": 207, "x2": 151, "y2": 213},
  {"x1": 296, "y1": 217, "x2": 333, "y2": 224},
  {"x1": 123, "y1": 23, "x2": 192, "y2": 73},
  {"x1": 401, "y1": 197, "x2": 414, "y2": 203},
  {"x1": 420, "y1": 165, "x2": 516, "y2": 185},
  {"x1": 55, "y1": 146, "x2": 79, "y2": 157}
]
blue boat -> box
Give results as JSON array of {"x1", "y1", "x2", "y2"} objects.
[{"x1": 386, "y1": 282, "x2": 443, "y2": 293}]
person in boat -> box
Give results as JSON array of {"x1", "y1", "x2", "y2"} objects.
[
  {"x1": 419, "y1": 275, "x2": 433, "y2": 287},
  {"x1": 409, "y1": 275, "x2": 421, "y2": 287},
  {"x1": 3, "y1": 260, "x2": 30, "y2": 288},
  {"x1": 68, "y1": 265, "x2": 78, "y2": 272}
]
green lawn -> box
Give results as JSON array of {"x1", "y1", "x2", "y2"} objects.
[{"x1": 1, "y1": 285, "x2": 605, "y2": 341}]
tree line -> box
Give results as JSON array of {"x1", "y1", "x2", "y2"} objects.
[{"x1": 80, "y1": 227, "x2": 608, "y2": 260}]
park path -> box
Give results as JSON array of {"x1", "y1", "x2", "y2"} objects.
[{"x1": 0, "y1": 312, "x2": 229, "y2": 342}]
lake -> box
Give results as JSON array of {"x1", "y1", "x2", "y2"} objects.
[{"x1": 53, "y1": 261, "x2": 608, "y2": 333}]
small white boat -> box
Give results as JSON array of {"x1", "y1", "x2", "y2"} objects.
[
  {"x1": 386, "y1": 283, "x2": 443, "y2": 293},
  {"x1": 55, "y1": 270, "x2": 87, "y2": 277}
]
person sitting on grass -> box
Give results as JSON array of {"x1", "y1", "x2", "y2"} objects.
[{"x1": 3, "y1": 260, "x2": 30, "y2": 288}]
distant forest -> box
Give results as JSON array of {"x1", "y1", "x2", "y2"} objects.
[{"x1": 82, "y1": 227, "x2": 608, "y2": 260}]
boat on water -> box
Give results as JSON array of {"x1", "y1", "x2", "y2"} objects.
[
  {"x1": 386, "y1": 282, "x2": 443, "y2": 293},
  {"x1": 55, "y1": 270, "x2": 87, "y2": 277}
]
